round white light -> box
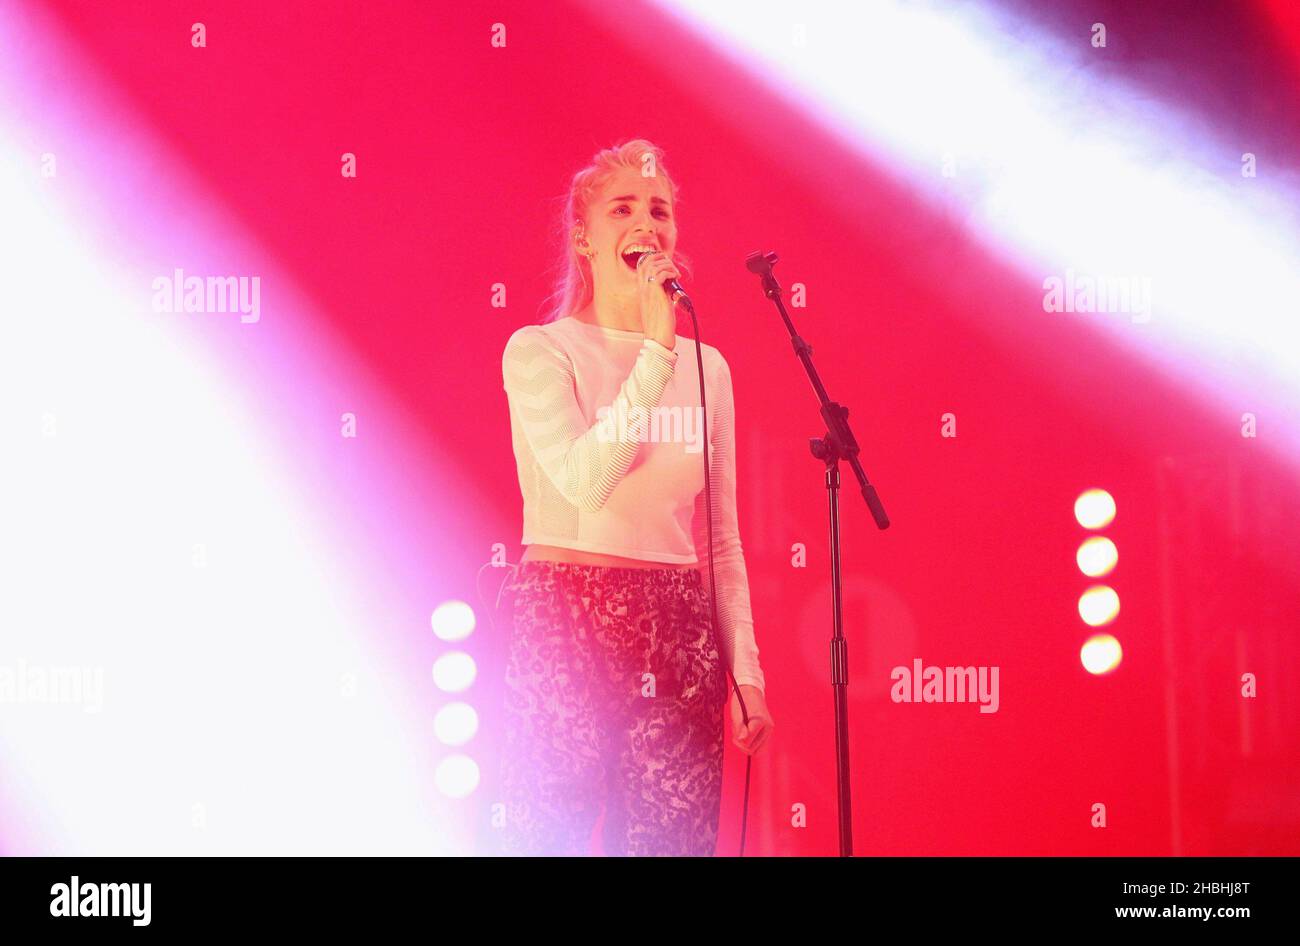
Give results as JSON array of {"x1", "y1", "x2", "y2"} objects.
[
  {"x1": 1074, "y1": 488, "x2": 1116, "y2": 529},
  {"x1": 1080, "y1": 633, "x2": 1123, "y2": 674},
  {"x1": 431, "y1": 600, "x2": 476, "y2": 642},
  {"x1": 433, "y1": 702, "x2": 479, "y2": 746},
  {"x1": 434, "y1": 754, "x2": 480, "y2": 799},
  {"x1": 431, "y1": 652, "x2": 477, "y2": 693},
  {"x1": 1078, "y1": 585, "x2": 1120, "y2": 627},
  {"x1": 1076, "y1": 536, "x2": 1118, "y2": 577}
]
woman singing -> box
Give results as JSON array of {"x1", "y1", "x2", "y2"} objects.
[{"x1": 498, "y1": 138, "x2": 773, "y2": 856}]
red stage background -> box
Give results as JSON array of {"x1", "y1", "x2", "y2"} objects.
[{"x1": 8, "y1": 0, "x2": 1298, "y2": 856}]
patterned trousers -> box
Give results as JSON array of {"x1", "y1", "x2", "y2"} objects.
[{"x1": 496, "y1": 560, "x2": 729, "y2": 856}]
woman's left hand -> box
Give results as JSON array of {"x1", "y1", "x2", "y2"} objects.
[{"x1": 729, "y1": 684, "x2": 774, "y2": 756}]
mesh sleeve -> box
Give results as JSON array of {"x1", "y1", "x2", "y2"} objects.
[{"x1": 502, "y1": 325, "x2": 678, "y2": 513}]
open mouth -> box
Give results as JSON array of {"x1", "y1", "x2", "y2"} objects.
[{"x1": 620, "y1": 245, "x2": 658, "y2": 271}]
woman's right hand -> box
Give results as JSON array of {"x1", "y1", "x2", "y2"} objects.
[{"x1": 635, "y1": 251, "x2": 682, "y2": 350}]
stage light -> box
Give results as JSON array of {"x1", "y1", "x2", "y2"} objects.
[
  {"x1": 431, "y1": 600, "x2": 476, "y2": 642},
  {"x1": 653, "y1": 0, "x2": 1300, "y2": 464},
  {"x1": 1078, "y1": 585, "x2": 1120, "y2": 627},
  {"x1": 431, "y1": 651, "x2": 477, "y2": 693},
  {"x1": 1080, "y1": 633, "x2": 1123, "y2": 674},
  {"x1": 433, "y1": 755, "x2": 480, "y2": 799},
  {"x1": 1074, "y1": 489, "x2": 1116, "y2": 530},
  {"x1": 1076, "y1": 536, "x2": 1118, "y2": 577},
  {"x1": 433, "y1": 702, "x2": 479, "y2": 747},
  {"x1": 0, "y1": 86, "x2": 470, "y2": 852}
]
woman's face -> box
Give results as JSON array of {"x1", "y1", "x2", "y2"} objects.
[{"x1": 579, "y1": 165, "x2": 677, "y2": 296}]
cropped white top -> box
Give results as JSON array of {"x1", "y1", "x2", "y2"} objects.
[{"x1": 501, "y1": 314, "x2": 764, "y2": 691}]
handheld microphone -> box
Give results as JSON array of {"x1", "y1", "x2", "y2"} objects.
[{"x1": 639, "y1": 251, "x2": 693, "y2": 311}]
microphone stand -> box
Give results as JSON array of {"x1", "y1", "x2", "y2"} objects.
[{"x1": 746, "y1": 250, "x2": 890, "y2": 857}]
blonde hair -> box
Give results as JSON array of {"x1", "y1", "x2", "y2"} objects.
[{"x1": 538, "y1": 137, "x2": 693, "y2": 324}]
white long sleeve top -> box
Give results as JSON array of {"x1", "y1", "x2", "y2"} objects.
[{"x1": 501, "y1": 314, "x2": 765, "y2": 692}]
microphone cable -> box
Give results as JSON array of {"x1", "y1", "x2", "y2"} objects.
[{"x1": 683, "y1": 299, "x2": 753, "y2": 858}]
